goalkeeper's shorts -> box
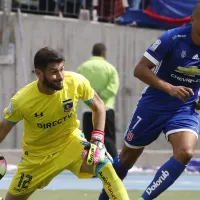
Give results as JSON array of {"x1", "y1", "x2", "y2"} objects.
[{"x1": 8, "y1": 131, "x2": 94, "y2": 196}]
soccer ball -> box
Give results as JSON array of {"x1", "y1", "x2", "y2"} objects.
[{"x1": 0, "y1": 154, "x2": 7, "y2": 180}]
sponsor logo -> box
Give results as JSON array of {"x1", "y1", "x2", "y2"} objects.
[
  {"x1": 34, "y1": 112, "x2": 43, "y2": 117},
  {"x1": 149, "y1": 39, "x2": 161, "y2": 51},
  {"x1": 88, "y1": 145, "x2": 95, "y2": 165},
  {"x1": 172, "y1": 34, "x2": 186, "y2": 40},
  {"x1": 146, "y1": 170, "x2": 169, "y2": 195},
  {"x1": 192, "y1": 54, "x2": 199, "y2": 60},
  {"x1": 98, "y1": 171, "x2": 117, "y2": 200},
  {"x1": 171, "y1": 74, "x2": 200, "y2": 83},
  {"x1": 37, "y1": 114, "x2": 72, "y2": 129},
  {"x1": 175, "y1": 66, "x2": 200, "y2": 77}
]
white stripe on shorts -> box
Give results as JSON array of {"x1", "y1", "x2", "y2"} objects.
[
  {"x1": 165, "y1": 128, "x2": 198, "y2": 140},
  {"x1": 124, "y1": 141, "x2": 145, "y2": 149}
]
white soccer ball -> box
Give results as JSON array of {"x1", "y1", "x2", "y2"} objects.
[{"x1": 0, "y1": 154, "x2": 7, "y2": 180}]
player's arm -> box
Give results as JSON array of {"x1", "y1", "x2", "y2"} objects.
[
  {"x1": 134, "y1": 56, "x2": 170, "y2": 90},
  {"x1": 84, "y1": 93, "x2": 113, "y2": 164},
  {"x1": 79, "y1": 74, "x2": 106, "y2": 139},
  {"x1": 80, "y1": 76, "x2": 112, "y2": 164},
  {"x1": 0, "y1": 119, "x2": 15, "y2": 143},
  {"x1": 79, "y1": 74, "x2": 106, "y2": 133},
  {"x1": 1, "y1": 97, "x2": 23, "y2": 143},
  {"x1": 87, "y1": 92, "x2": 106, "y2": 132},
  {"x1": 195, "y1": 91, "x2": 200, "y2": 110},
  {"x1": 134, "y1": 32, "x2": 194, "y2": 102}
]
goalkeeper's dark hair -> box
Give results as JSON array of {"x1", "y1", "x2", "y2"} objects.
[
  {"x1": 92, "y1": 43, "x2": 106, "y2": 56},
  {"x1": 34, "y1": 47, "x2": 65, "y2": 70}
]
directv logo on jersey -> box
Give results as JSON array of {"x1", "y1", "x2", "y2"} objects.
[
  {"x1": 37, "y1": 114, "x2": 72, "y2": 129},
  {"x1": 146, "y1": 170, "x2": 169, "y2": 195}
]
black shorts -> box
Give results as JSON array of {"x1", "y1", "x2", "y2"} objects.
[{"x1": 82, "y1": 109, "x2": 117, "y2": 157}]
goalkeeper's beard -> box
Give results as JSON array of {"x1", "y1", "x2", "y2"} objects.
[{"x1": 43, "y1": 74, "x2": 63, "y2": 90}]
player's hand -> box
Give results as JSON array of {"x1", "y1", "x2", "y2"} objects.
[
  {"x1": 91, "y1": 140, "x2": 113, "y2": 163},
  {"x1": 167, "y1": 85, "x2": 194, "y2": 102},
  {"x1": 195, "y1": 97, "x2": 200, "y2": 110},
  {"x1": 81, "y1": 141, "x2": 113, "y2": 165},
  {"x1": 90, "y1": 130, "x2": 112, "y2": 163},
  {"x1": 81, "y1": 130, "x2": 113, "y2": 165}
]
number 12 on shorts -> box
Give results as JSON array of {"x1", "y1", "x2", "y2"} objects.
[{"x1": 18, "y1": 173, "x2": 32, "y2": 189}]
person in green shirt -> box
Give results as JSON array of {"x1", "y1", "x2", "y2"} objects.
[{"x1": 77, "y1": 43, "x2": 119, "y2": 158}]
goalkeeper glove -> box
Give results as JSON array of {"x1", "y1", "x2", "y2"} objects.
[{"x1": 82, "y1": 130, "x2": 113, "y2": 165}]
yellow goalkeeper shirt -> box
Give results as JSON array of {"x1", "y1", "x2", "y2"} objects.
[{"x1": 3, "y1": 71, "x2": 94, "y2": 156}]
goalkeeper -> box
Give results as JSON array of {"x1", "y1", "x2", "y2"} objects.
[{"x1": 0, "y1": 47, "x2": 129, "y2": 200}]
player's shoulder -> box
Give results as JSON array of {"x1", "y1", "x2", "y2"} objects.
[
  {"x1": 166, "y1": 24, "x2": 192, "y2": 40},
  {"x1": 12, "y1": 81, "x2": 38, "y2": 103},
  {"x1": 64, "y1": 71, "x2": 89, "y2": 84}
]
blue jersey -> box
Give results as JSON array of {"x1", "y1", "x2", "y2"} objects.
[{"x1": 138, "y1": 24, "x2": 200, "y2": 113}]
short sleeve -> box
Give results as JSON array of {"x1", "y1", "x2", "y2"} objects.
[
  {"x1": 144, "y1": 30, "x2": 174, "y2": 65},
  {"x1": 77, "y1": 75, "x2": 95, "y2": 105},
  {"x1": 3, "y1": 97, "x2": 23, "y2": 124}
]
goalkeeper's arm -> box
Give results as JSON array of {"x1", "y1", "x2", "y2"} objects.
[
  {"x1": 85, "y1": 92, "x2": 113, "y2": 164},
  {"x1": 87, "y1": 92, "x2": 106, "y2": 134},
  {"x1": 0, "y1": 119, "x2": 15, "y2": 143}
]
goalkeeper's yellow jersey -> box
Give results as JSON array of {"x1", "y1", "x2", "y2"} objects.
[{"x1": 3, "y1": 71, "x2": 94, "y2": 156}]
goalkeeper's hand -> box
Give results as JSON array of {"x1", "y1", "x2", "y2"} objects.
[
  {"x1": 91, "y1": 129, "x2": 113, "y2": 163},
  {"x1": 81, "y1": 130, "x2": 113, "y2": 165},
  {"x1": 91, "y1": 140, "x2": 113, "y2": 164}
]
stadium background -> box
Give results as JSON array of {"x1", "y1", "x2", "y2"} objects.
[{"x1": 0, "y1": 0, "x2": 200, "y2": 177}]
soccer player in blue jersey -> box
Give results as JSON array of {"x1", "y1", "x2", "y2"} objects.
[{"x1": 99, "y1": 2, "x2": 200, "y2": 200}]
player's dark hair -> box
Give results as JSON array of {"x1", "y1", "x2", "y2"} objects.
[
  {"x1": 192, "y1": 1, "x2": 200, "y2": 16},
  {"x1": 92, "y1": 43, "x2": 106, "y2": 56},
  {"x1": 34, "y1": 47, "x2": 65, "y2": 70}
]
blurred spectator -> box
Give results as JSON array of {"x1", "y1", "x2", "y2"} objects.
[
  {"x1": 79, "y1": 0, "x2": 93, "y2": 21},
  {"x1": 96, "y1": 0, "x2": 126, "y2": 23},
  {"x1": 128, "y1": 0, "x2": 141, "y2": 9},
  {"x1": 128, "y1": 0, "x2": 149, "y2": 10},
  {"x1": 77, "y1": 43, "x2": 119, "y2": 158},
  {"x1": 12, "y1": 0, "x2": 130, "y2": 22},
  {"x1": 57, "y1": 0, "x2": 82, "y2": 18},
  {"x1": 12, "y1": 0, "x2": 38, "y2": 13},
  {"x1": 38, "y1": 0, "x2": 56, "y2": 15},
  {"x1": 139, "y1": 0, "x2": 150, "y2": 9},
  {"x1": 12, "y1": 0, "x2": 57, "y2": 15}
]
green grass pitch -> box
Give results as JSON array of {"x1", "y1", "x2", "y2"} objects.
[{"x1": 0, "y1": 190, "x2": 199, "y2": 199}]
